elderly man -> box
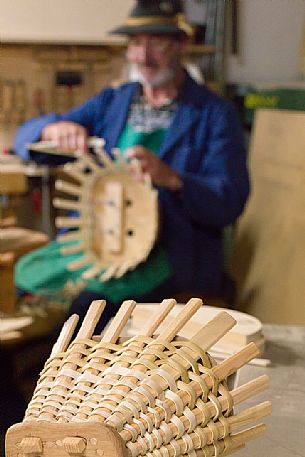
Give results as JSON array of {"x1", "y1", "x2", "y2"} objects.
[{"x1": 14, "y1": 0, "x2": 249, "y2": 331}]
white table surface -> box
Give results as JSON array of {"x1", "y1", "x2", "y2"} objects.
[{"x1": 236, "y1": 324, "x2": 305, "y2": 457}]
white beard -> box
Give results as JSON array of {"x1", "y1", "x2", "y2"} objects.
[{"x1": 129, "y1": 64, "x2": 176, "y2": 88}]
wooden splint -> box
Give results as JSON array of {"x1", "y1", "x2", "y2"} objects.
[{"x1": 6, "y1": 298, "x2": 271, "y2": 457}]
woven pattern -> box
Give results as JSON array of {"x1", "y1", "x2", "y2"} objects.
[{"x1": 20, "y1": 298, "x2": 271, "y2": 457}]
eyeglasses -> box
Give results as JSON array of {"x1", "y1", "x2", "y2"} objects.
[{"x1": 128, "y1": 35, "x2": 174, "y2": 52}]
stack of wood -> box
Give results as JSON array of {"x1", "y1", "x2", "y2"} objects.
[
  {"x1": 0, "y1": 158, "x2": 49, "y2": 312},
  {"x1": 6, "y1": 298, "x2": 271, "y2": 457},
  {"x1": 0, "y1": 227, "x2": 49, "y2": 313}
]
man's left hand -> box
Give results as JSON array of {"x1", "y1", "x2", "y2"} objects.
[{"x1": 125, "y1": 146, "x2": 182, "y2": 191}]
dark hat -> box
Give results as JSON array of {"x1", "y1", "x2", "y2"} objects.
[{"x1": 111, "y1": 0, "x2": 193, "y2": 37}]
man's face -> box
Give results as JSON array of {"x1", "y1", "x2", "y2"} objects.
[{"x1": 126, "y1": 33, "x2": 184, "y2": 87}]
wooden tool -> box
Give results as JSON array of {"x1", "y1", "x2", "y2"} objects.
[{"x1": 6, "y1": 299, "x2": 271, "y2": 457}]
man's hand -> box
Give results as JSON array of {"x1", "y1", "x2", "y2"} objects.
[
  {"x1": 41, "y1": 121, "x2": 88, "y2": 154},
  {"x1": 125, "y1": 146, "x2": 182, "y2": 191}
]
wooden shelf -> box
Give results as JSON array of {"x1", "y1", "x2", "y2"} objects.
[
  {"x1": 186, "y1": 44, "x2": 215, "y2": 55},
  {"x1": 1, "y1": 40, "x2": 215, "y2": 59}
]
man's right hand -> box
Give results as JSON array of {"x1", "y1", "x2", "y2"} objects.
[{"x1": 41, "y1": 121, "x2": 88, "y2": 154}]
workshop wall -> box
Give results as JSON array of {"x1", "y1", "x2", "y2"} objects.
[
  {"x1": 0, "y1": 0, "x2": 133, "y2": 43},
  {"x1": 227, "y1": 0, "x2": 305, "y2": 83},
  {"x1": 0, "y1": 43, "x2": 126, "y2": 153},
  {"x1": 1, "y1": 0, "x2": 305, "y2": 154}
]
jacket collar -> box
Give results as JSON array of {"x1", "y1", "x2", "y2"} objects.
[
  {"x1": 105, "y1": 73, "x2": 208, "y2": 158},
  {"x1": 159, "y1": 73, "x2": 205, "y2": 159},
  {"x1": 104, "y1": 82, "x2": 139, "y2": 154}
]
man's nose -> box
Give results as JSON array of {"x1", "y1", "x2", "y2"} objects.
[{"x1": 136, "y1": 44, "x2": 151, "y2": 63}]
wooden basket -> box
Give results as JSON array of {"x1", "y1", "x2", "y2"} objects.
[
  {"x1": 6, "y1": 298, "x2": 271, "y2": 457},
  {"x1": 29, "y1": 138, "x2": 159, "y2": 282}
]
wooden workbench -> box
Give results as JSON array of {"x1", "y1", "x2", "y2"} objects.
[{"x1": 237, "y1": 324, "x2": 305, "y2": 457}]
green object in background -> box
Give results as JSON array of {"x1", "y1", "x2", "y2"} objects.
[
  {"x1": 245, "y1": 87, "x2": 305, "y2": 124},
  {"x1": 15, "y1": 240, "x2": 172, "y2": 305},
  {"x1": 227, "y1": 83, "x2": 305, "y2": 125}
]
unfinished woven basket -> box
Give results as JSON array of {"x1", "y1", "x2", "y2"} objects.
[
  {"x1": 6, "y1": 298, "x2": 271, "y2": 457},
  {"x1": 29, "y1": 138, "x2": 159, "y2": 282}
]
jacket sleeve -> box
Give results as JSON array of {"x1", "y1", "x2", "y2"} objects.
[
  {"x1": 13, "y1": 89, "x2": 113, "y2": 165},
  {"x1": 14, "y1": 113, "x2": 60, "y2": 162},
  {"x1": 159, "y1": 103, "x2": 250, "y2": 229}
]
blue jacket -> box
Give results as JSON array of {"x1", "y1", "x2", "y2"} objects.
[{"x1": 14, "y1": 74, "x2": 250, "y2": 296}]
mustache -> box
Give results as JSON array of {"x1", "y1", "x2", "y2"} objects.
[
  {"x1": 138, "y1": 61, "x2": 158, "y2": 69},
  {"x1": 129, "y1": 64, "x2": 176, "y2": 88}
]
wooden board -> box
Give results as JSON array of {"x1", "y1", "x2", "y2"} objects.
[
  {"x1": 0, "y1": 227, "x2": 49, "y2": 255},
  {"x1": 0, "y1": 252, "x2": 16, "y2": 313},
  {"x1": 0, "y1": 315, "x2": 33, "y2": 341},
  {"x1": 0, "y1": 228, "x2": 49, "y2": 312},
  {"x1": 231, "y1": 109, "x2": 305, "y2": 324},
  {"x1": 125, "y1": 304, "x2": 264, "y2": 357},
  {"x1": 0, "y1": 168, "x2": 28, "y2": 193},
  {"x1": 6, "y1": 422, "x2": 127, "y2": 457}
]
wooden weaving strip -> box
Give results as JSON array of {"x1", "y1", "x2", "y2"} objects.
[
  {"x1": 118, "y1": 375, "x2": 269, "y2": 453},
  {"x1": 24, "y1": 315, "x2": 79, "y2": 421},
  {"x1": 57, "y1": 300, "x2": 136, "y2": 422},
  {"x1": 88, "y1": 298, "x2": 202, "y2": 422},
  {"x1": 72, "y1": 299, "x2": 176, "y2": 422},
  {"x1": 37, "y1": 300, "x2": 106, "y2": 421},
  {"x1": 106, "y1": 311, "x2": 237, "y2": 432}
]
